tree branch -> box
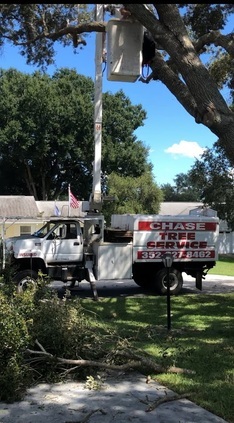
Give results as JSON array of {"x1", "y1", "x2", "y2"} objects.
[
  {"x1": 26, "y1": 340, "x2": 195, "y2": 376},
  {"x1": 3, "y1": 21, "x2": 106, "y2": 47},
  {"x1": 194, "y1": 31, "x2": 234, "y2": 57},
  {"x1": 145, "y1": 392, "x2": 194, "y2": 412},
  {"x1": 145, "y1": 50, "x2": 197, "y2": 117}
]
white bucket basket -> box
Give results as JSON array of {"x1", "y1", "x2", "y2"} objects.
[{"x1": 106, "y1": 19, "x2": 144, "y2": 82}]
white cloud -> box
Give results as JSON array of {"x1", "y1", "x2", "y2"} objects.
[{"x1": 164, "y1": 140, "x2": 206, "y2": 159}]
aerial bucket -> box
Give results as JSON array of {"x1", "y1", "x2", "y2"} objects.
[{"x1": 106, "y1": 18, "x2": 144, "y2": 82}]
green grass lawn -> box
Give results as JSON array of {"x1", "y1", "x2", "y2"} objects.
[
  {"x1": 82, "y1": 255, "x2": 234, "y2": 420},
  {"x1": 83, "y1": 292, "x2": 234, "y2": 423},
  {"x1": 208, "y1": 254, "x2": 234, "y2": 276}
]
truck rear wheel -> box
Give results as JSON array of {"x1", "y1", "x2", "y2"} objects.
[
  {"x1": 13, "y1": 269, "x2": 38, "y2": 294},
  {"x1": 155, "y1": 268, "x2": 183, "y2": 296}
]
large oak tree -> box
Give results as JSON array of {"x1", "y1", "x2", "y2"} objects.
[
  {"x1": 0, "y1": 68, "x2": 152, "y2": 200},
  {"x1": 0, "y1": 4, "x2": 233, "y2": 162}
]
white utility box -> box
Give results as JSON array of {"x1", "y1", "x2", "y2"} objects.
[
  {"x1": 106, "y1": 19, "x2": 144, "y2": 82},
  {"x1": 189, "y1": 207, "x2": 217, "y2": 217},
  {"x1": 93, "y1": 242, "x2": 132, "y2": 279}
]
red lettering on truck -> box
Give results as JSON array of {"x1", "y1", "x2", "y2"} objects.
[
  {"x1": 137, "y1": 250, "x2": 215, "y2": 259},
  {"x1": 138, "y1": 221, "x2": 217, "y2": 231},
  {"x1": 159, "y1": 232, "x2": 195, "y2": 240},
  {"x1": 146, "y1": 241, "x2": 207, "y2": 249}
]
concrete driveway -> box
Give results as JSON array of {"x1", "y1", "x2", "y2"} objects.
[
  {"x1": 0, "y1": 370, "x2": 229, "y2": 423},
  {"x1": 52, "y1": 273, "x2": 234, "y2": 299}
]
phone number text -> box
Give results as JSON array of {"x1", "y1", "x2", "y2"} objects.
[{"x1": 137, "y1": 250, "x2": 215, "y2": 259}]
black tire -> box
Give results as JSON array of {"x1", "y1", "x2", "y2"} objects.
[
  {"x1": 13, "y1": 269, "x2": 38, "y2": 294},
  {"x1": 155, "y1": 268, "x2": 183, "y2": 295}
]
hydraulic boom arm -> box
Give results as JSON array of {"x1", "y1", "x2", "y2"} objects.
[{"x1": 89, "y1": 4, "x2": 103, "y2": 212}]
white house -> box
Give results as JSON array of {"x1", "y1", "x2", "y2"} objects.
[{"x1": 0, "y1": 196, "x2": 88, "y2": 239}]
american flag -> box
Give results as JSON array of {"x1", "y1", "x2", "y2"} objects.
[{"x1": 69, "y1": 188, "x2": 80, "y2": 208}]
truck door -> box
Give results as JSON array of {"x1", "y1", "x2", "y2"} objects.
[{"x1": 44, "y1": 222, "x2": 83, "y2": 263}]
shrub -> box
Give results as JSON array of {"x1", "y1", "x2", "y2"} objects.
[
  {"x1": 31, "y1": 295, "x2": 105, "y2": 361},
  {"x1": 0, "y1": 273, "x2": 57, "y2": 400},
  {"x1": 0, "y1": 275, "x2": 109, "y2": 399},
  {"x1": 0, "y1": 291, "x2": 30, "y2": 401}
]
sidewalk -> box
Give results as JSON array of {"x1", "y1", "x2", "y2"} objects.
[{"x1": 0, "y1": 371, "x2": 229, "y2": 423}]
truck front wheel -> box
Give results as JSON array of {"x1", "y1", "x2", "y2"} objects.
[
  {"x1": 155, "y1": 268, "x2": 183, "y2": 296},
  {"x1": 13, "y1": 269, "x2": 38, "y2": 294}
]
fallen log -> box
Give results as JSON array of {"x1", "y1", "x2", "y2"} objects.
[{"x1": 25, "y1": 339, "x2": 195, "y2": 375}]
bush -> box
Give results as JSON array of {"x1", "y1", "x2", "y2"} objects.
[
  {"x1": 0, "y1": 275, "x2": 111, "y2": 401},
  {"x1": 30, "y1": 295, "x2": 108, "y2": 380},
  {"x1": 0, "y1": 274, "x2": 58, "y2": 400},
  {"x1": 0, "y1": 291, "x2": 30, "y2": 401}
]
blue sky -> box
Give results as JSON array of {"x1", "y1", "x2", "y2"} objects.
[{"x1": 1, "y1": 22, "x2": 231, "y2": 186}]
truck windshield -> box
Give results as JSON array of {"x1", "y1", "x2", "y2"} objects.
[{"x1": 32, "y1": 222, "x2": 57, "y2": 238}]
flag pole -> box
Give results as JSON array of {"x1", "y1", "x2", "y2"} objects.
[{"x1": 68, "y1": 184, "x2": 70, "y2": 217}]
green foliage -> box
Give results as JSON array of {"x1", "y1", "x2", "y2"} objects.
[
  {"x1": 102, "y1": 90, "x2": 150, "y2": 178},
  {"x1": 208, "y1": 54, "x2": 233, "y2": 91},
  {"x1": 0, "y1": 68, "x2": 94, "y2": 199},
  {"x1": 0, "y1": 275, "x2": 116, "y2": 400},
  {"x1": 181, "y1": 4, "x2": 233, "y2": 95},
  {"x1": 0, "y1": 68, "x2": 151, "y2": 200},
  {"x1": 0, "y1": 277, "x2": 60, "y2": 401},
  {"x1": 102, "y1": 171, "x2": 163, "y2": 225},
  {"x1": 0, "y1": 291, "x2": 31, "y2": 401},
  {"x1": 0, "y1": 4, "x2": 92, "y2": 69},
  {"x1": 0, "y1": 291, "x2": 29, "y2": 352},
  {"x1": 85, "y1": 374, "x2": 104, "y2": 391},
  {"x1": 31, "y1": 296, "x2": 101, "y2": 360},
  {"x1": 182, "y1": 4, "x2": 229, "y2": 37},
  {"x1": 0, "y1": 356, "x2": 29, "y2": 402},
  {"x1": 160, "y1": 173, "x2": 201, "y2": 202}
]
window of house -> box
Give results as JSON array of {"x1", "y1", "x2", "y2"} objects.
[{"x1": 20, "y1": 226, "x2": 31, "y2": 235}]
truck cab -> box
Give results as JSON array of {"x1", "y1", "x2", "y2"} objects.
[{"x1": 7, "y1": 219, "x2": 84, "y2": 265}]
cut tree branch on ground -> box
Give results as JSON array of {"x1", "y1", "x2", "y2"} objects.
[
  {"x1": 25, "y1": 339, "x2": 195, "y2": 375},
  {"x1": 145, "y1": 392, "x2": 194, "y2": 412},
  {"x1": 131, "y1": 390, "x2": 195, "y2": 412},
  {"x1": 65, "y1": 408, "x2": 107, "y2": 423}
]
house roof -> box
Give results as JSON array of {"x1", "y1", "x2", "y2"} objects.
[
  {"x1": 0, "y1": 196, "x2": 40, "y2": 219},
  {"x1": 0, "y1": 196, "x2": 89, "y2": 222}
]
